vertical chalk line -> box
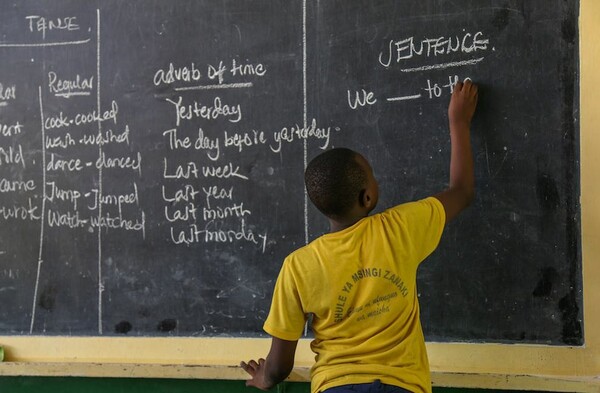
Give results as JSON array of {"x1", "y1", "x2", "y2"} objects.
[
  {"x1": 302, "y1": 0, "x2": 309, "y2": 247},
  {"x1": 302, "y1": 0, "x2": 310, "y2": 338},
  {"x1": 30, "y1": 86, "x2": 48, "y2": 334},
  {"x1": 96, "y1": 8, "x2": 104, "y2": 335}
]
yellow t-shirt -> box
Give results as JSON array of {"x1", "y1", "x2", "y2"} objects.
[{"x1": 264, "y1": 197, "x2": 446, "y2": 393}]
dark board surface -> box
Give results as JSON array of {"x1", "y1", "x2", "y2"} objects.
[{"x1": 0, "y1": 0, "x2": 581, "y2": 344}]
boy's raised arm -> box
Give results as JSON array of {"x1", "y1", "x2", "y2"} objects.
[{"x1": 434, "y1": 80, "x2": 478, "y2": 222}]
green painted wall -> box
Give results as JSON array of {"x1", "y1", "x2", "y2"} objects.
[{"x1": 0, "y1": 377, "x2": 555, "y2": 393}]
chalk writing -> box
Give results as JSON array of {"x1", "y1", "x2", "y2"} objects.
[
  {"x1": 47, "y1": 209, "x2": 88, "y2": 228},
  {"x1": 424, "y1": 75, "x2": 468, "y2": 99},
  {"x1": 379, "y1": 30, "x2": 490, "y2": 68},
  {"x1": 0, "y1": 178, "x2": 36, "y2": 193},
  {"x1": 46, "y1": 181, "x2": 81, "y2": 210},
  {"x1": 46, "y1": 153, "x2": 83, "y2": 172},
  {"x1": 153, "y1": 62, "x2": 202, "y2": 86},
  {"x1": 79, "y1": 126, "x2": 130, "y2": 146},
  {"x1": 95, "y1": 151, "x2": 142, "y2": 175},
  {"x1": 270, "y1": 118, "x2": 336, "y2": 153},
  {"x1": 224, "y1": 129, "x2": 267, "y2": 153},
  {"x1": 43, "y1": 100, "x2": 118, "y2": 130},
  {"x1": 202, "y1": 202, "x2": 251, "y2": 221},
  {"x1": 162, "y1": 159, "x2": 247, "y2": 180},
  {"x1": 26, "y1": 15, "x2": 80, "y2": 39},
  {"x1": 347, "y1": 89, "x2": 377, "y2": 109},
  {"x1": 89, "y1": 212, "x2": 146, "y2": 237},
  {"x1": 170, "y1": 219, "x2": 267, "y2": 252},
  {"x1": 45, "y1": 133, "x2": 76, "y2": 149},
  {"x1": 165, "y1": 203, "x2": 198, "y2": 222},
  {"x1": 0, "y1": 199, "x2": 40, "y2": 221},
  {"x1": 0, "y1": 83, "x2": 16, "y2": 102},
  {"x1": 88, "y1": 184, "x2": 139, "y2": 215},
  {"x1": 0, "y1": 121, "x2": 23, "y2": 137},
  {"x1": 193, "y1": 128, "x2": 220, "y2": 160},
  {"x1": 202, "y1": 186, "x2": 233, "y2": 209},
  {"x1": 0, "y1": 145, "x2": 25, "y2": 167},
  {"x1": 48, "y1": 71, "x2": 93, "y2": 98},
  {"x1": 161, "y1": 184, "x2": 201, "y2": 204},
  {"x1": 230, "y1": 59, "x2": 267, "y2": 77},
  {"x1": 166, "y1": 96, "x2": 242, "y2": 126}
]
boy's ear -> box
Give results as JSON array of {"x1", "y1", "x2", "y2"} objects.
[
  {"x1": 359, "y1": 188, "x2": 371, "y2": 208},
  {"x1": 358, "y1": 189, "x2": 366, "y2": 207}
]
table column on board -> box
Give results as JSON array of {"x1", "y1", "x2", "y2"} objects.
[{"x1": 0, "y1": 9, "x2": 146, "y2": 334}]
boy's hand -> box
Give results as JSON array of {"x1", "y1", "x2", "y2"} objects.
[
  {"x1": 240, "y1": 337, "x2": 297, "y2": 391},
  {"x1": 448, "y1": 80, "x2": 478, "y2": 129},
  {"x1": 240, "y1": 359, "x2": 273, "y2": 391}
]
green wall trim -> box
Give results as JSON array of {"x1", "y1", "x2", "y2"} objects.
[{"x1": 0, "y1": 377, "x2": 554, "y2": 393}]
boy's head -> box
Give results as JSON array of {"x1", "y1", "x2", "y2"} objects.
[{"x1": 304, "y1": 148, "x2": 378, "y2": 220}]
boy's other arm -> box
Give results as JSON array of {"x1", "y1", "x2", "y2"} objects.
[
  {"x1": 434, "y1": 80, "x2": 478, "y2": 222},
  {"x1": 240, "y1": 337, "x2": 298, "y2": 391}
]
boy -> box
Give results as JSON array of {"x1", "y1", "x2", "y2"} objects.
[{"x1": 241, "y1": 80, "x2": 478, "y2": 393}]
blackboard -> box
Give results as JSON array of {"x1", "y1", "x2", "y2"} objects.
[{"x1": 0, "y1": 0, "x2": 581, "y2": 345}]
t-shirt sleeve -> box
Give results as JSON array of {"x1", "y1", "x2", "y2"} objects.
[
  {"x1": 263, "y1": 256, "x2": 306, "y2": 341},
  {"x1": 384, "y1": 196, "x2": 446, "y2": 264}
]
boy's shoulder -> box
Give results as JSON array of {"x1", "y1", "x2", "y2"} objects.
[
  {"x1": 285, "y1": 236, "x2": 324, "y2": 262},
  {"x1": 379, "y1": 196, "x2": 444, "y2": 222}
]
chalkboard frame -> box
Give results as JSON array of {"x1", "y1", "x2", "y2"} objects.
[{"x1": 0, "y1": 0, "x2": 599, "y2": 391}]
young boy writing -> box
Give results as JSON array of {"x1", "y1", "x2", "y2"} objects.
[{"x1": 241, "y1": 80, "x2": 478, "y2": 393}]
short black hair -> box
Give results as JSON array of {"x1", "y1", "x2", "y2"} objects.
[{"x1": 304, "y1": 148, "x2": 367, "y2": 218}]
